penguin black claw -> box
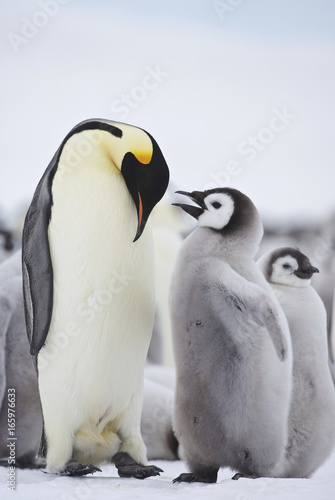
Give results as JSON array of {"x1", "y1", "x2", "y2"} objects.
[
  {"x1": 60, "y1": 460, "x2": 102, "y2": 476},
  {"x1": 114, "y1": 451, "x2": 163, "y2": 479},
  {"x1": 117, "y1": 464, "x2": 163, "y2": 479},
  {"x1": 173, "y1": 472, "x2": 217, "y2": 484},
  {"x1": 231, "y1": 472, "x2": 258, "y2": 480},
  {"x1": 173, "y1": 473, "x2": 196, "y2": 483},
  {"x1": 172, "y1": 473, "x2": 195, "y2": 484}
]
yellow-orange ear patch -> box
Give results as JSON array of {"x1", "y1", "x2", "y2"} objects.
[{"x1": 132, "y1": 150, "x2": 152, "y2": 165}]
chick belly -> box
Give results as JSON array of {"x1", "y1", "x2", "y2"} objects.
[
  {"x1": 177, "y1": 389, "x2": 282, "y2": 477},
  {"x1": 175, "y1": 337, "x2": 289, "y2": 476}
]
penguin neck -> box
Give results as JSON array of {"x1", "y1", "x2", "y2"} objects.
[{"x1": 189, "y1": 226, "x2": 261, "y2": 264}]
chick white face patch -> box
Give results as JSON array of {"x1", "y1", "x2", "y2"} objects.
[
  {"x1": 270, "y1": 255, "x2": 309, "y2": 287},
  {"x1": 198, "y1": 193, "x2": 235, "y2": 230}
]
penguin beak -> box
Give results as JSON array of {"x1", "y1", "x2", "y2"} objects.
[
  {"x1": 121, "y1": 134, "x2": 169, "y2": 242},
  {"x1": 295, "y1": 265, "x2": 319, "y2": 279},
  {"x1": 172, "y1": 191, "x2": 207, "y2": 219},
  {"x1": 133, "y1": 191, "x2": 147, "y2": 242}
]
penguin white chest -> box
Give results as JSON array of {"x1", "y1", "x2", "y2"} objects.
[{"x1": 39, "y1": 154, "x2": 155, "y2": 419}]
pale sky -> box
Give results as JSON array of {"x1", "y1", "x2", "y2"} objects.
[{"x1": 1, "y1": 0, "x2": 335, "y2": 226}]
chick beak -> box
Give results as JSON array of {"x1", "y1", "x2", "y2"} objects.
[{"x1": 172, "y1": 190, "x2": 207, "y2": 219}]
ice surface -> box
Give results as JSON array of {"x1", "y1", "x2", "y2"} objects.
[{"x1": 1, "y1": 448, "x2": 335, "y2": 500}]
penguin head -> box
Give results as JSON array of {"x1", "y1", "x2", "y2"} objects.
[
  {"x1": 115, "y1": 123, "x2": 170, "y2": 241},
  {"x1": 58, "y1": 119, "x2": 169, "y2": 242},
  {"x1": 259, "y1": 247, "x2": 319, "y2": 288},
  {"x1": 173, "y1": 188, "x2": 263, "y2": 251}
]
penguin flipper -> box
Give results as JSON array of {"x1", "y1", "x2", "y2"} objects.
[
  {"x1": 22, "y1": 163, "x2": 56, "y2": 357},
  {"x1": 217, "y1": 271, "x2": 289, "y2": 361},
  {"x1": 241, "y1": 289, "x2": 289, "y2": 361}
]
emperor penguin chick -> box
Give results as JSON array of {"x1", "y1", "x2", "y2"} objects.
[
  {"x1": 22, "y1": 119, "x2": 169, "y2": 478},
  {"x1": 257, "y1": 247, "x2": 335, "y2": 477},
  {"x1": 170, "y1": 188, "x2": 292, "y2": 484}
]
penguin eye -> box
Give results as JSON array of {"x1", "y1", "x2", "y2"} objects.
[
  {"x1": 282, "y1": 263, "x2": 291, "y2": 269},
  {"x1": 211, "y1": 201, "x2": 222, "y2": 209}
]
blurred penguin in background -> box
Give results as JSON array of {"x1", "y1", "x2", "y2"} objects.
[
  {"x1": 259, "y1": 216, "x2": 335, "y2": 385},
  {"x1": 0, "y1": 229, "x2": 16, "y2": 263},
  {"x1": 0, "y1": 252, "x2": 44, "y2": 468},
  {"x1": 149, "y1": 188, "x2": 185, "y2": 366},
  {"x1": 258, "y1": 247, "x2": 335, "y2": 477}
]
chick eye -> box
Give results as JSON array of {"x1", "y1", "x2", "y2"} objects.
[
  {"x1": 211, "y1": 201, "x2": 222, "y2": 209},
  {"x1": 282, "y1": 264, "x2": 291, "y2": 269}
]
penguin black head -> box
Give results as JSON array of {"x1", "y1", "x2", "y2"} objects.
[
  {"x1": 173, "y1": 188, "x2": 260, "y2": 236},
  {"x1": 120, "y1": 131, "x2": 169, "y2": 241},
  {"x1": 265, "y1": 247, "x2": 319, "y2": 287}
]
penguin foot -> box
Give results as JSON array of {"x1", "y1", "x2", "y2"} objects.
[
  {"x1": 173, "y1": 472, "x2": 217, "y2": 484},
  {"x1": 60, "y1": 460, "x2": 102, "y2": 476},
  {"x1": 117, "y1": 464, "x2": 163, "y2": 479},
  {"x1": 113, "y1": 452, "x2": 163, "y2": 480},
  {"x1": 231, "y1": 472, "x2": 258, "y2": 480}
]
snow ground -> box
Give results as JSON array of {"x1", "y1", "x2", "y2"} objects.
[{"x1": 1, "y1": 448, "x2": 335, "y2": 500}]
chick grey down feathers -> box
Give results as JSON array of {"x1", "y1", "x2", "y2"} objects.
[
  {"x1": 257, "y1": 247, "x2": 335, "y2": 477},
  {"x1": 170, "y1": 188, "x2": 292, "y2": 483},
  {"x1": 0, "y1": 252, "x2": 44, "y2": 468}
]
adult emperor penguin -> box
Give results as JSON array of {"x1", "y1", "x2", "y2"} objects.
[
  {"x1": 257, "y1": 247, "x2": 335, "y2": 477},
  {"x1": 22, "y1": 119, "x2": 169, "y2": 477},
  {"x1": 169, "y1": 188, "x2": 292, "y2": 483}
]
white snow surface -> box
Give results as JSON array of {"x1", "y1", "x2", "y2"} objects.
[{"x1": 1, "y1": 449, "x2": 335, "y2": 500}]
